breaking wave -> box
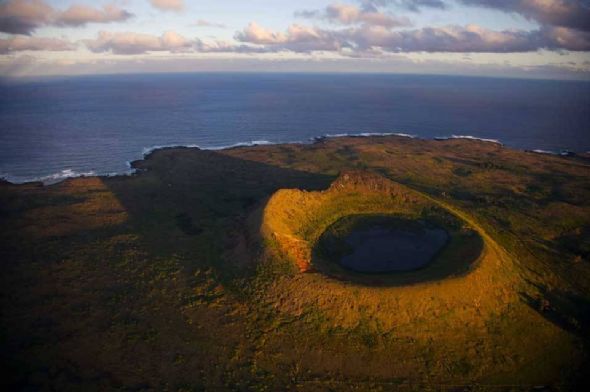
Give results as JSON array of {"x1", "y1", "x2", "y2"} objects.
[
  {"x1": 435, "y1": 135, "x2": 503, "y2": 145},
  {"x1": 1, "y1": 169, "x2": 97, "y2": 185},
  {"x1": 319, "y1": 132, "x2": 416, "y2": 140},
  {"x1": 206, "y1": 140, "x2": 275, "y2": 150},
  {"x1": 530, "y1": 149, "x2": 558, "y2": 155}
]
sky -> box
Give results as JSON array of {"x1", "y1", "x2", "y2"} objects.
[{"x1": 0, "y1": 0, "x2": 589, "y2": 79}]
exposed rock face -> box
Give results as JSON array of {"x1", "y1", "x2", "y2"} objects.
[{"x1": 329, "y1": 170, "x2": 407, "y2": 194}]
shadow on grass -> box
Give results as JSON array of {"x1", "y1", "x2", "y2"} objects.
[
  {"x1": 102, "y1": 147, "x2": 335, "y2": 282},
  {"x1": 520, "y1": 282, "x2": 590, "y2": 339},
  {"x1": 520, "y1": 282, "x2": 590, "y2": 389},
  {"x1": 0, "y1": 147, "x2": 335, "y2": 389}
]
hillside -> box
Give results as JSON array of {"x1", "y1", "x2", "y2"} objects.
[{"x1": 1, "y1": 135, "x2": 589, "y2": 390}]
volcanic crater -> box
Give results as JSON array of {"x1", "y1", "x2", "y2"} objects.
[{"x1": 259, "y1": 171, "x2": 484, "y2": 285}]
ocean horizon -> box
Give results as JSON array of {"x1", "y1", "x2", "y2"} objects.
[{"x1": 1, "y1": 72, "x2": 589, "y2": 184}]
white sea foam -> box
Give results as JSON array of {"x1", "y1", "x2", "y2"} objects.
[
  {"x1": 530, "y1": 149, "x2": 558, "y2": 155},
  {"x1": 2, "y1": 169, "x2": 98, "y2": 185},
  {"x1": 321, "y1": 132, "x2": 416, "y2": 139},
  {"x1": 322, "y1": 133, "x2": 350, "y2": 138},
  {"x1": 361, "y1": 132, "x2": 416, "y2": 138},
  {"x1": 391, "y1": 133, "x2": 416, "y2": 138},
  {"x1": 435, "y1": 134, "x2": 503, "y2": 145},
  {"x1": 206, "y1": 140, "x2": 275, "y2": 150},
  {"x1": 529, "y1": 149, "x2": 575, "y2": 156}
]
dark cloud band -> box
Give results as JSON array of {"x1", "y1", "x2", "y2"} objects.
[{"x1": 0, "y1": 0, "x2": 133, "y2": 35}]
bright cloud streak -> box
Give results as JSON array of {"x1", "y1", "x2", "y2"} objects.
[
  {"x1": 149, "y1": 0, "x2": 184, "y2": 12},
  {"x1": 0, "y1": 35, "x2": 75, "y2": 53}
]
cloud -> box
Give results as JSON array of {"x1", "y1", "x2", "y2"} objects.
[
  {"x1": 0, "y1": 0, "x2": 133, "y2": 34},
  {"x1": 236, "y1": 21, "x2": 590, "y2": 53},
  {"x1": 297, "y1": 3, "x2": 412, "y2": 28},
  {"x1": 0, "y1": 0, "x2": 52, "y2": 34},
  {"x1": 459, "y1": 0, "x2": 590, "y2": 32},
  {"x1": 0, "y1": 36, "x2": 75, "y2": 53},
  {"x1": 84, "y1": 31, "x2": 194, "y2": 54},
  {"x1": 354, "y1": 24, "x2": 590, "y2": 52},
  {"x1": 149, "y1": 0, "x2": 184, "y2": 12},
  {"x1": 360, "y1": 0, "x2": 447, "y2": 12},
  {"x1": 195, "y1": 19, "x2": 226, "y2": 28},
  {"x1": 347, "y1": 24, "x2": 544, "y2": 52},
  {"x1": 235, "y1": 22, "x2": 287, "y2": 45},
  {"x1": 544, "y1": 26, "x2": 590, "y2": 51},
  {"x1": 195, "y1": 39, "x2": 268, "y2": 53},
  {"x1": 235, "y1": 22, "x2": 343, "y2": 52},
  {"x1": 364, "y1": 0, "x2": 590, "y2": 29},
  {"x1": 83, "y1": 22, "x2": 589, "y2": 57},
  {"x1": 55, "y1": 4, "x2": 133, "y2": 27}
]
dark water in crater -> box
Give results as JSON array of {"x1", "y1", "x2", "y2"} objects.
[{"x1": 340, "y1": 222, "x2": 449, "y2": 273}]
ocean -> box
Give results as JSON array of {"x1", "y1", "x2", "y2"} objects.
[{"x1": 0, "y1": 73, "x2": 589, "y2": 183}]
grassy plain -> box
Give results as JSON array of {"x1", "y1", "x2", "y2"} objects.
[{"x1": 1, "y1": 136, "x2": 589, "y2": 390}]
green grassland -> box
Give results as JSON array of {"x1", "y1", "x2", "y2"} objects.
[{"x1": 1, "y1": 136, "x2": 589, "y2": 390}]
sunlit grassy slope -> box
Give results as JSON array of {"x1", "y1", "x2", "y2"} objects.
[{"x1": 1, "y1": 136, "x2": 589, "y2": 390}]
